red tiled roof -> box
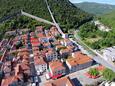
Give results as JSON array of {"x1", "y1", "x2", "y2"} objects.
[
  {"x1": 22, "y1": 55, "x2": 29, "y2": 60},
  {"x1": 20, "y1": 63, "x2": 30, "y2": 70},
  {"x1": 43, "y1": 42, "x2": 50, "y2": 47},
  {"x1": 49, "y1": 60, "x2": 65, "y2": 74},
  {"x1": 31, "y1": 42, "x2": 40, "y2": 47},
  {"x1": 1, "y1": 76, "x2": 18, "y2": 86},
  {"x1": 34, "y1": 56, "x2": 46, "y2": 65},
  {"x1": 18, "y1": 48, "x2": 28, "y2": 52},
  {"x1": 44, "y1": 76, "x2": 75, "y2": 86},
  {"x1": 46, "y1": 48, "x2": 55, "y2": 55},
  {"x1": 67, "y1": 52, "x2": 92, "y2": 67},
  {"x1": 17, "y1": 51, "x2": 29, "y2": 56},
  {"x1": 37, "y1": 33, "x2": 46, "y2": 38}
]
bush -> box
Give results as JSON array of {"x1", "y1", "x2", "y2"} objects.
[
  {"x1": 102, "y1": 68, "x2": 115, "y2": 81},
  {"x1": 89, "y1": 68, "x2": 99, "y2": 76}
]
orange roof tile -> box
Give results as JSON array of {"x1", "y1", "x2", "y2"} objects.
[
  {"x1": 49, "y1": 60, "x2": 65, "y2": 73},
  {"x1": 31, "y1": 42, "x2": 40, "y2": 47},
  {"x1": 43, "y1": 42, "x2": 50, "y2": 47},
  {"x1": 46, "y1": 48, "x2": 55, "y2": 55},
  {"x1": 18, "y1": 48, "x2": 28, "y2": 52},
  {"x1": 24, "y1": 70, "x2": 31, "y2": 75},
  {"x1": 37, "y1": 33, "x2": 46, "y2": 38},
  {"x1": 67, "y1": 52, "x2": 92, "y2": 67},
  {"x1": 18, "y1": 51, "x2": 29, "y2": 56},
  {"x1": 22, "y1": 55, "x2": 29, "y2": 59},
  {"x1": 22, "y1": 59, "x2": 29, "y2": 64},
  {"x1": 1, "y1": 76, "x2": 18, "y2": 86},
  {"x1": 34, "y1": 56, "x2": 46, "y2": 65},
  {"x1": 20, "y1": 63, "x2": 30, "y2": 70},
  {"x1": 44, "y1": 76, "x2": 75, "y2": 86},
  {"x1": 67, "y1": 45, "x2": 74, "y2": 50}
]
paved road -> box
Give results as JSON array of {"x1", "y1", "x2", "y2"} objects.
[
  {"x1": 68, "y1": 65, "x2": 103, "y2": 86},
  {"x1": 21, "y1": 11, "x2": 55, "y2": 26},
  {"x1": 73, "y1": 33, "x2": 115, "y2": 72},
  {"x1": 26, "y1": 32, "x2": 40, "y2": 85},
  {"x1": 44, "y1": 0, "x2": 64, "y2": 35}
]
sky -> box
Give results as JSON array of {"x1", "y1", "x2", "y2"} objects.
[{"x1": 69, "y1": 0, "x2": 115, "y2": 5}]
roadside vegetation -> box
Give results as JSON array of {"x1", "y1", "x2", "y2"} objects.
[
  {"x1": 102, "y1": 68, "x2": 115, "y2": 81},
  {"x1": 78, "y1": 22, "x2": 115, "y2": 49}
]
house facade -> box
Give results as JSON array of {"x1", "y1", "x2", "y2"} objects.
[
  {"x1": 34, "y1": 56, "x2": 47, "y2": 73},
  {"x1": 66, "y1": 51, "x2": 93, "y2": 73},
  {"x1": 49, "y1": 60, "x2": 66, "y2": 77},
  {"x1": 45, "y1": 49, "x2": 58, "y2": 61}
]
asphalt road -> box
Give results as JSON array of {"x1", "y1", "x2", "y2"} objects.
[
  {"x1": 26, "y1": 32, "x2": 40, "y2": 85},
  {"x1": 73, "y1": 33, "x2": 115, "y2": 72}
]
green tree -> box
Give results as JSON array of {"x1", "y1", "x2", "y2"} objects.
[
  {"x1": 0, "y1": 0, "x2": 92, "y2": 40},
  {"x1": 89, "y1": 68, "x2": 99, "y2": 76},
  {"x1": 102, "y1": 68, "x2": 115, "y2": 81}
]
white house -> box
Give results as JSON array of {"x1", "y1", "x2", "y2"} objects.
[
  {"x1": 62, "y1": 34, "x2": 68, "y2": 39},
  {"x1": 103, "y1": 46, "x2": 115, "y2": 62},
  {"x1": 34, "y1": 56, "x2": 47, "y2": 73},
  {"x1": 49, "y1": 60, "x2": 66, "y2": 76},
  {"x1": 60, "y1": 39, "x2": 73, "y2": 46},
  {"x1": 45, "y1": 49, "x2": 58, "y2": 61},
  {"x1": 66, "y1": 52, "x2": 93, "y2": 73}
]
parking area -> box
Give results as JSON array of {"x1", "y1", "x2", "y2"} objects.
[{"x1": 68, "y1": 64, "x2": 103, "y2": 86}]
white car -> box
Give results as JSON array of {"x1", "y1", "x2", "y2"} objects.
[
  {"x1": 45, "y1": 73, "x2": 50, "y2": 80},
  {"x1": 31, "y1": 83, "x2": 36, "y2": 86},
  {"x1": 34, "y1": 76, "x2": 38, "y2": 82},
  {"x1": 37, "y1": 71, "x2": 40, "y2": 76}
]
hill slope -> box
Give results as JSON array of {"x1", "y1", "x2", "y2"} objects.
[
  {"x1": 78, "y1": 11, "x2": 115, "y2": 49},
  {"x1": 75, "y1": 2, "x2": 115, "y2": 15},
  {"x1": 100, "y1": 11, "x2": 115, "y2": 29},
  {"x1": 0, "y1": 0, "x2": 92, "y2": 39}
]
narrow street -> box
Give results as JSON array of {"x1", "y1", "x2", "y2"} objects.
[{"x1": 26, "y1": 32, "x2": 40, "y2": 86}]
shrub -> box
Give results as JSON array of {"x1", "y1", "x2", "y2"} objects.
[
  {"x1": 102, "y1": 68, "x2": 115, "y2": 81},
  {"x1": 89, "y1": 68, "x2": 99, "y2": 76}
]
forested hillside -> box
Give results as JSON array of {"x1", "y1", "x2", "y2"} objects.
[
  {"x1": 0, "y1": 0, "x2": 92, "y2": 40},
  {"x1": 78, "y1": 21, "x2": 115, "y2": 49},
  {"x1": 75, "y1": 2, "x2": 115, "y2": 15},
  {"x1": 99, "y1": 11, "x2": 115, "y2": 29},
  {"x1": 47, "y1": 0, "x2": 92, "y2": 31}
]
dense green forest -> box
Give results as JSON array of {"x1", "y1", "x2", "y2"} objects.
[
  {"x1": 75, "y1": 2, "x2": 115, "y2": 16},
  {"x1": 47, "y1": 0, "x2": 92, "y2": 32},
  {"x1": 78, "y1": 22, "x2": 115, "y2": 49},
  {"x1": 0, "y1": 0, "x2": 92, "y2": 40}
]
